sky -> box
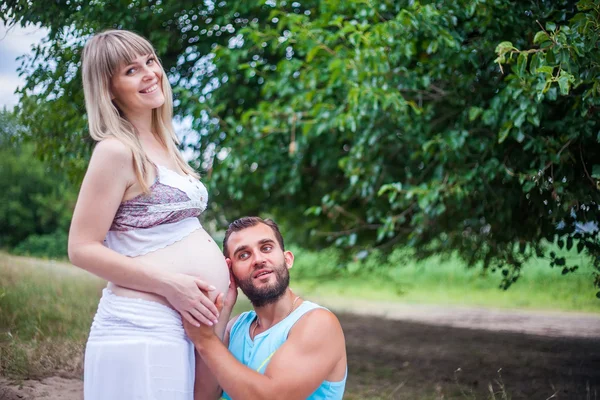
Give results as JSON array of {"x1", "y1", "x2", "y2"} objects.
[{"x1": 0, "y1": 22, "x2": 48, "y2": 109}]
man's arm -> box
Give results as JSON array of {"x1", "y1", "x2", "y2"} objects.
[
  {"x1": 193, "y1": 316, "x2": 239, "y2": 400},
  {"x1": 192, "y1": 284, "x2": 239, "y2": 400},
  {"x1": 190, "y1": 308, "x2": 346, "y2": 400},
  {"x1": 194, "y1": 349, "x2": 221, "y2": 400}
]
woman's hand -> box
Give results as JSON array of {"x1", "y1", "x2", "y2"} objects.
[{"x1": 162, "y1": 273, "x2": 220, "y2": 327}]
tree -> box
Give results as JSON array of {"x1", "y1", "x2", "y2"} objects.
[
  {"x1": 2, "y1": 0, "x2": 599, "y2": 292},
  {"x1": 0, "y1": 109, "x2": 76, "y2": 249}
]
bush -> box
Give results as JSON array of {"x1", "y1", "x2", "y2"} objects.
[
  {"x1": 289, "y1": 245, "x2": 344, "y2": 280},
  {"x1": 0, "y1": 110, "x2": 77, "y2": 248},
  {"x1": 12, "y1": 231, "x2": 69, "y2": 259}
]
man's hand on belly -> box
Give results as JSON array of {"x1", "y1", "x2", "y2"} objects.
[{"x1": 183, "y1": 293, "x2": 225, "y2": 345}]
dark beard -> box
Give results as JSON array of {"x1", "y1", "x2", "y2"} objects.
[{"x1": 234, "y1": 263, "x2": 290, "y2": 308}]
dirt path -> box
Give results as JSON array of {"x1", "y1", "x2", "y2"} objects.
[
  {"x1": 340, "y1": 312, "x2": 600, "y2": 399},
  {"x1": 0, "y1": 377, "x2": 82, "y2": 400},
  {"x1": 312, "y1": 296, "x2": 600, "y2": 338}
]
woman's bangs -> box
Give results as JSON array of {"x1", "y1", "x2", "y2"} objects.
[{"x1": 103, "y1": 34, "x2": 155, "y2": 76}]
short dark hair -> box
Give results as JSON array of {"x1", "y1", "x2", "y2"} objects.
[{"x1": 223, "y1": 217, "x2": 285, "y2": 258}]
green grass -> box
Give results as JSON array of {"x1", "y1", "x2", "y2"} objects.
[{"x1": 289, "y1": 244, "x2": 600, "y2": 313}]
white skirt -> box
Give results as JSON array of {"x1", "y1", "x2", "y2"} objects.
[{"x1": 84, "y1": 289, "x2": 194, "y2": 400}]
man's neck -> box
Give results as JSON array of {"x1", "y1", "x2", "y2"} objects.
[{"x1": 254, "y1": 290, "x2": 301, "y2": 331}]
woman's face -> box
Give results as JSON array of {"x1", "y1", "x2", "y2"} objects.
[{"x1": 110, "y1": 53, "x2": 165, "y2": 115}]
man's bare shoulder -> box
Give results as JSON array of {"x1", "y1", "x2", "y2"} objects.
[{"x1": 291, "y1": 306, "x2": 344, "y2": 343}]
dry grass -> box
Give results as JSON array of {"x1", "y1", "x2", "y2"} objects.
[
  {"x1": 0, "y1": 253, "x2": 102, "y2": 380},
  {"x1": 0, "y1": 252, "x2": 250, "y2": 381}
]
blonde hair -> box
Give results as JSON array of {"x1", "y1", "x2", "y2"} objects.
[{"x1": 81, "y1": 29, "x2": 198, "y2": 193}]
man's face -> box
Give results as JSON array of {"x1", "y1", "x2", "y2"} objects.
[{"x1": 227, "y1": 223, "x2": 294, "y2": 307}]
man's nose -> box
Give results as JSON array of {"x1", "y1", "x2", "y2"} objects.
[{"x1": 253, "y1": 252, "x2": 267, "y2": 267}]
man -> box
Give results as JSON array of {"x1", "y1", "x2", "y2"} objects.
[{"x1": 184, "y1": 216, "x2": 347, "y2": 400}]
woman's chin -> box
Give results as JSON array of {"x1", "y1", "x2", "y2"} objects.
[{"x1": 149, "y1": 96, "x2": 166, "y2": 109}]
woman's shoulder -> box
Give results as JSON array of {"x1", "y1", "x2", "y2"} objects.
[
  {"x1": 88, "y1": 137, "x2": 136, "y2": 180},
  {"x1": 93, "y1": 137, "x2": 133, "y2": 162}
]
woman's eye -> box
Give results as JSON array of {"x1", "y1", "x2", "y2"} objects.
[
  {"x1": 147, "y1": 57, "x2": 155, "y2": 65},
  {"x1": 126, "y1": 68, "x2": 136, "y2": 75}
]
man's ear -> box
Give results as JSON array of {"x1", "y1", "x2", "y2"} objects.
[{"x1": 283, "y1": 250, "x2": 294, "y2": 270}]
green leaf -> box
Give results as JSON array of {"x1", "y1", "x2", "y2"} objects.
[
  {"x1": 537, "y1": 66, "x2": 554, "y2": 75},
  {"x1": 498, "y1": 122, "x2": 512, "y2": 143},
  {"x1": 495, "y1": 41, "x2": 515, "y2": 54},
  {"x1": 546, "y1": 22, "x2": 556, "y2": 31},
  {"x1": 306, "y1": 46, "x2": 321, "y2": 63},
  {"x1": 517, "y1": 53, "x2": 528, "y2": 77},
  {"x1": 378, "y1": 183, "x2": 403, "y2": 196},
  {"x1": 591, "y1": 165, "x2": 600, "y2": 179},
  {"x1": 514, "y1": 111, "x2": 526, "y2": 128},
  {"x1": 558, "y1": 70, "x2": 575, "y2": 96},
  {"x1": 515, "y1": 130, "x2": 525, "y2": 143},
  {"x1": 533, "y1": 31, "x2": 550, "y2": 45},
  {"x1": 468, "y1": 107, "x2": 483, "y2": 121},
  {"x1": 530, "y1": 53, "x2": 543, "y2": 73}
]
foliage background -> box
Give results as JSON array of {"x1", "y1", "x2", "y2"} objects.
[
  {"x1": 1, "y1": 0, "x2": 600, "y2": 293},
  {"x1": 1, "y1": 3, "x2": 600, "y2": 398},
  {"x1": 0, "y1": 111, "x2": 74, "y2": 257}
]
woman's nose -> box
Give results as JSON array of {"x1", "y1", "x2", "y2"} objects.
[{"x1": 141, "y1": 65, "x2": 156, "y2": 80}]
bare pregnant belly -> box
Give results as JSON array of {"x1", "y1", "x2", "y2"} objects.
[{"x1": 108, "y1": 228, "x2": 230, "y2": 308}]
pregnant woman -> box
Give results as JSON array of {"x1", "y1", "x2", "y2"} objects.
[{"x1": 67, "y1": 30, "x2": 230, "y2": 399}]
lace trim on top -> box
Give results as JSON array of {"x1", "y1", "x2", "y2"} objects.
[
  {"x1": 110, "y1": 165, "x2": 208, "y2": 232},
  {"x1": 147, "y1": 200, "x2": 206, "y2": 213}
]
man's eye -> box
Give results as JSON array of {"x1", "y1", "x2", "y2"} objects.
[
  {"x1": 239, "y1": 252, "x2": 249, "y2": 260},
  {"x1": 262, "y1": 245, "x2": 272, "y2": 252}
]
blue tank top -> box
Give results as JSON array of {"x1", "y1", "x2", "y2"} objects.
[{"x1": 221, "y1": 301, "x2": 347, "y2": 400}]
